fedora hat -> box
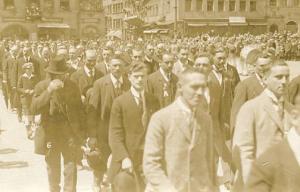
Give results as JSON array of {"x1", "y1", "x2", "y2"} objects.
[
  {"x1": 45, "y1": 55, "x2": 69, "y2": 75},
  {"x1": 113, "y1": 170, "x2": 137, "y2": 192}
]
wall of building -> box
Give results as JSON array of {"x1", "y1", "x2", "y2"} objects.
[{"x1": 0, "y1": 0, "x2": 105, "y2": 39}]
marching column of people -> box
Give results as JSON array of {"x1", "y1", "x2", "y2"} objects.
[{"x1": 1, "y1": 38, "x2": 300, "y2": 192}]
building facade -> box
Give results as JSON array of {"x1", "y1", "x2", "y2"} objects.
[
  {"x1": 142, "y1": 0, "x2": 300, "y2": 36},
  {"x1": 0, "y1": 0, "x2": 105, "y2": 40}
]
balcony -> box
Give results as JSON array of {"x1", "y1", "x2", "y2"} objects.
[{"x1": 25, "y1": 3, "x2": 41, "y2": 21}]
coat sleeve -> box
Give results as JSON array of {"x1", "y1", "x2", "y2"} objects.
[
  {"x1": 143, "y1": 112, "x2": 178, "y2": 192},
  {"x1": 230, "y1": 81, "x2": 247, "y2": 134},
  {"x1": 87, "y1": 81, "x2": 101, "y2": 138},
  {"x1": 244, "y1": 149, "x2": 275, "y2": 192},
  {"x1": 109, "y1": 98, "x2": 129, "y2": 162},
  {"x1": 232, "y1": 101, "x2": 256, "y2": 184},
  {"x1": 31, "y1": 82, "x2": 51, "y2": 115}
]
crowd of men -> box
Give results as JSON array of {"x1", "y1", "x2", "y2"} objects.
[{"x1": 0, "y1": 31, "x2": 300, "y2": 192}]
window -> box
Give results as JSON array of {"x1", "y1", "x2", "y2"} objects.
[
  {"x1": 4, "y1": 0, "x2": 15, "y2": 9},
  {"x1": 218, "y1": 0, "x2": 224, "y2": 11},
  {"x1": 240, "y1": 0, "x2": 246, "y2": 11},
  {"x1": 196, "y1": 0, "x2": 203, "y2": 11},
  {"x1": 165, "y1": 1, "x2": 170, "y2": 13},
  {"x1": 269, "y1": 0, "x2": 277, "y2": 6},
  {"x1": 229, "y1": 0, "x2": 236, "y2": 11},
  {"x1": 207, "y1": 0, "x2": 213, "y2": 11},
  {"x1": 185, "y1": 0, "x2": 192, "y2": 11},
  {"x1": 250, "y1": 0, "x2": 256, "y2": 11},
  {"x1": 60, "y1": 0, "x2": 70, "y2": 11}
]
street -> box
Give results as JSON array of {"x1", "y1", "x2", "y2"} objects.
[{"x1": 0, "y1": 61, "x2": 299, "y2": 192}]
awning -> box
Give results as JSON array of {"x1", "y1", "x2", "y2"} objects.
[
  {"x1": 124, "y1": 16, "x2": 144, "y2": 26},
  {"x1": 106, "y1": 30, "x2": 122, "y2": 39},
  {"x1": 188, "y1": 23, "x2": 207, "y2": 27},
  {"x1": 37, "y1": 23, "x2": 70, "y2": 29},
  {"x1": 159, "y1": 29, "x2": 169, "y2": 34},
  {"x1": 208, "y1": 22, "x2": 228, "y2": 26},
  {"x1": 230, "y1": 23, "x2": 248, "y2": 26},
  {"x1": 156, "y1": 21, "x2": 174, "y2": 26},
  {"x1": 229, "y1": 16, "x2": 246, "y2": 24},
  {"x1": 248, "y1": 22, "x2": 268, "y2": 26},
  {"x1": 143, "y1": 29, "x2": 168, "y2": 34}
]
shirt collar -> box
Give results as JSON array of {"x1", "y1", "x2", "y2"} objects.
[
  {"x1": 159, "y1": 68, "x2": 170, "y2": 82},
  {"x1": 22, "y1": 73, "x2": 34, "y2": 79},
  {"x1": 84, "y1": 65, "x2": 94, "y2": 77},
  {"x1": 264, "y1": 88, "x2": 283, "y2": 104},
  {"x1": 131, "y1": 86, "x2": 144, "y2": 98},
  {"x1": 255, "y1": 73, "x2": 265, "y2": 87},
  {"x1": 287, "y1": 128, "x2": 300, "y2": 166},
  {"x1": 110, "y1": 73, "x2": 123, "y2": 86}
]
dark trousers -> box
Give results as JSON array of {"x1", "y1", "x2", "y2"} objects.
[{"x1": 45, "y1": 141, "x2": 77, "y2": 192}]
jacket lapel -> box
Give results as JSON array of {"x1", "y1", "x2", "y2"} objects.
[
  {"x1": 173, "y1": 103, "x2": 192, "y2": 142},
  {"x1": 263, "y1": 95, "x2": 284, "y2": 133}
]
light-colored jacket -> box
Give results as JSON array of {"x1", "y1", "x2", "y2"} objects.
[
  {"x1": 232, "y1": 90, "x2": 292, "y2": 184},
  {"x1": 143, "y1": 98, "x2": 218, "y2": 192}
]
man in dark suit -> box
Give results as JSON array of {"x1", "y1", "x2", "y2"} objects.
[
  {"x1": 38, "y1": 47, "x2": 52, "y2": 80},
  {"x1": 31, "y1": 56, "x2": 85, "y2": 192},
  {"x1": 86, "y1": 57, "x2": 130, "y2": 191},
  {"x1": 143, "y1": 44, "x2": 158, "y2": 74},
  {"x1": 70, "y1": 49, "x2": 103, "y2": 100},
  {"x1": 96, "y1": 47, "x2": 113, "y2": 77},
  {"x1": 2, "y1": 45, "x2": 19, "y2": 110},
  {"x1": 288, "y1": 74, "x2": 300, "y2": 106},
  {"x1": 108, "y1": 62, "x2": 159, "y2": 192},
  {"x1": 146, "y1": 53, "x2": 177, "y2": 109},
  {"x1": 208, "y1": 47, "x2": 240, "y2": 188},
  {"x1": 230, "y1": 54, "x2": 272, "y2": 137},
  {"x1": 245, "y1": 106, "x2": 300, "y2": 192},
  {"x1": 172, "y1": 47, "x2": 194, "y2": 76},
  {"x1": 17, "y1": 46, "x2": 41, "y2": 80}
]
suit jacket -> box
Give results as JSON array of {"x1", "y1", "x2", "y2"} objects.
[
  {"x1": 208, "y1": 65, "x2": 240, "y2": 141},
  {"x1": 146, "y1": 70, "x2": 178, "y2": 109},
  {"x1": 232, "y1": 90, "x2": 293, "y2": 184},
  {"x1": 37, "y1": 57, "x2": 51, "y2": 80},
  {"x1": 288, "y1": 75, "x2": 300, "y2": 104},
  {"x1": 230, "y1": 75, "x2": 265, "y2": 136},
  {"x1": 144, "y1": 57, "x2": 159, "y2": 74},
  {"x1": 108, "y1": 90, "x2": 159, "y2": 181},
  {"x1": 3, "y1": 55, "x2": 19, "y2": 88},
  {"x1": 87, "y1": 74, "x2": 130, "y2": 148},
  {"x1": 245, "y1": 139, "x2": 300, "y2": 192},
  {"x1": 31, "y1": 79, "x2": 85, "y2": 146},
  {"x1": 95, "y1": 61, "x2": 109, "y2": 78},
  {"x1": 70, "y1": 67, "x2": 103, "y2": 96},
  {"x1": 143, "y1": 98, "x2": 217, "y2": 192}
]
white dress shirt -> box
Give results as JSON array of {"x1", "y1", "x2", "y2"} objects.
[
  {"x1": 131, "y1": 87, "x2": 144, "y2": 105},
  {"x1": 159, "y1": 68, "x2": 170, "y2": 82},
  {"x1": 110, "y1": 74, "x2": 123, "y2": 89},
  {"x1": 84, "y1": 65, "x2": 95, "y2": 77}
]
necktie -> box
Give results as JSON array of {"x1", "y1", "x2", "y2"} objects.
[
  {"x1": 278, "y1": 99, "x2": 284, "y2": 120},
  {"x1": 115, "y1": 80, "x2": 122, "y2": 96}
]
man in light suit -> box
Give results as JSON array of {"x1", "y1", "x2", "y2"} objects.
[
  {"x1": 86, "y1": 57, "x2": 130, "y2": 191},
  {"x1": 230, "y1": 53, "x2": 272, "y2": 137},
  {"x1": 143, "y1": 68, "x2": 218, "y2": 192},
  {"x1": 108, "y1": 62, "x2": 159, "y2": 192},
  {"x1": 232, "y1": 60, "x2": 292, "y2": 190},
  {"x1": 245, "y1": 106, "x2": 300, "y2": 192},
  {"x1": 146, "y1": 53, "x2": 178, "y2": 109}
]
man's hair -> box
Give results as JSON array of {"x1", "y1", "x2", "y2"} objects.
[
  {"x1": 128, "y1": 62, "x2": 146, "y2": 74},
  {"x1": 195, "y1": 53, "x2": 213, "y2": 65},
  {"x1": 178, "y1": 67, "x2": 205, "y2": 83},
  {"x1": 264, "y1": 59, "x2": 289, "y2": 77}
]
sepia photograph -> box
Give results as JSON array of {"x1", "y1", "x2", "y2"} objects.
[{"x1": 0, "y1": 0, "x2": 300, "y2": 192}]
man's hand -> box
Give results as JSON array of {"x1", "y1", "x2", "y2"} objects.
[
  {"x1": 122, "y1": 157, "x2": 133, "y2": 172},
  {"x1": 87, "y1": 137, "x2": 97, "y2": 150},
  {"x1": 47, "y1": 79, "x2": 64, "y2": 93}
]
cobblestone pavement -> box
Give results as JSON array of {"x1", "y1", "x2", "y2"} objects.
[{"x1": 0, "y1": 61, "x2": 299, "y2": 192}]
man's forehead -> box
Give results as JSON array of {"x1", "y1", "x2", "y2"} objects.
[
  {"x1": 270, "y1": 65, "x2": 290, "y2": 75},
  {"x1": 195, "y1": 57, "x2": 210, "y2": 64},
  {"x1": 256, "y1": 57, "x2": 271, "y2": 65}
]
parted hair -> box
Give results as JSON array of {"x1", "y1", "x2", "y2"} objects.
[{"x1": 128, "y1": 62, "x2": 147, "y2": 74}]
